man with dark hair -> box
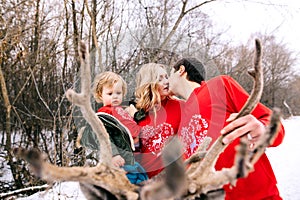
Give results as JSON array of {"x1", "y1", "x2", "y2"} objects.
[
  {"x1": 169, "y1": 57, "x2": 285, "y2": 200},
  {"x1": 172, "y1": 57, "x2": 206, "y2": 83}
]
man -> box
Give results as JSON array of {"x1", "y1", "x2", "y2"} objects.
[{"x1": 168, "y1": 57, "x2": 284, "y2": 200}]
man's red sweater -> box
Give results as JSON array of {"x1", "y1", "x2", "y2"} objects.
[{"x1": 179, "y1": 75, "x2": 284, "y2": 200}]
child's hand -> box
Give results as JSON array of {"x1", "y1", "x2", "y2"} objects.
[
  {"x1": 133, "y1": 136, "x2": 139, "y2": 145},
  {"x1": 112, "y1": 155, "x2": 125, "y2": 167}
]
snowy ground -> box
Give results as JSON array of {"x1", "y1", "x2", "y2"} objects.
[
  {"x1": 266, "y1": 116, "x2": 300, "y2": 199},
  {"x1": 4, "y1": 116, "x2": 299, "y2": 199},
  {"x1": 16, "y1": 182, "x2": 86, "y2": 200}
]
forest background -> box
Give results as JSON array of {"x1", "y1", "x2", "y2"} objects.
[{"x1": 0, "y1": 0, "x2": 299, "y2": 197}]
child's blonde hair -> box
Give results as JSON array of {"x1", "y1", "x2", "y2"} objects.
[{"x1": 93, "y1": 71, "x2": 127, "y2": 103}]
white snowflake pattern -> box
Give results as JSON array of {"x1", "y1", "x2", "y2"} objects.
[
  {"x1": 179, "y1": 114, "x2": 209, "y2": 158},
  {"x1": 114, "y1": 107, "x2": 135, "y2": 121},
  {"x1": 140, "y1": 123, "x2": 174, "y2": 156}
]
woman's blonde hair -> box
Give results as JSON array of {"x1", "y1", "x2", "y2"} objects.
[
  {"x1": 136, "y1": 63, "x2": 167, "y2": 88},
  {"x1": 93, "y1": 71, "x2": 127, "y2": 103},
  {"x1": 135, "y1": 83, "x2": 161, "y2": 113},
  {"x1": 135, "y1": 63, "x2": 169, "y2": 113}
]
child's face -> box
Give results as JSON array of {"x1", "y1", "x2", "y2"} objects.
[{"x1": 101, "y1": 80, "x2": 123, "y2": 106}]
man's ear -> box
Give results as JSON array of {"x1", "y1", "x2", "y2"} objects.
[{"x1": 179, "y1": 65, "x2": 186, "y2": 76}]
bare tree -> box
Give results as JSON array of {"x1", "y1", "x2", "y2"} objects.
[
  {"x1": 0, "y1": 0, "x2": 78, "y2": 191},
  {"x1": 260, "y1": 36, "x2": 296, "y2": 109},
  {"x1": 283, "y1": 75, "x2": 300, "y2": 116}
]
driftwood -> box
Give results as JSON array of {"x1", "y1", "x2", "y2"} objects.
[{"x1": 13, "y1": 39, "x2": 281, "y2": 200}]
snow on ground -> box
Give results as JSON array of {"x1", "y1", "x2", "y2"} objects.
[
  {"x1": 11, "y1": 116, "x2": 300, "y2": 199},
  {"x1": 17, "y1": 182, "x2": 86, "y2": 200},
  {"x1": 266, "y1": 116, "x2": 300, "y2": 200}
]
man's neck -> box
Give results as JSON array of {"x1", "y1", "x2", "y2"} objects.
[{"x1": 180, "y1": 81, "x2": 201, "y2": 100}]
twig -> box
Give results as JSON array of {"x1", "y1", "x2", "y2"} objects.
[{"x1": 0, "y1": 184, "x2": 49, "y2": 199}]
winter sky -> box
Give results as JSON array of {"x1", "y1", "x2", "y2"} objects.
[{"x1": 202, "y1": 0, "x2": 300, "y2": 71}]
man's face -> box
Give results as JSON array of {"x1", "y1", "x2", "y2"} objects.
[{"x1": 168, "y1": 68, "x2": 181, "y2": 96}]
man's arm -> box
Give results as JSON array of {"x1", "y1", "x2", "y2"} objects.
[
  {"x1": 221, "y1": 113, "x2": 285, "y2": 147},
  {"x1": 219, "y1": 76, "x2": 285, "y2": 147}
]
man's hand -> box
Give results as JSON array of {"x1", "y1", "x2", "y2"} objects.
[
  {"x1": 220, "y1": 114, "x2": 266, "y2": 149},
  {"x1": 112, "y1": 155, "x2": 125, "y2": 167}
]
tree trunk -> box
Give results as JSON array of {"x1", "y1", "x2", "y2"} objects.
[{"x1": 0, "y1": 65, "x2": 23, "y2": 188}]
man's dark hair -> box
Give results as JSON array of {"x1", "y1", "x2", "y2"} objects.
[{"x1": 172, "y1": 57, "x2": 206, "y2": 84}]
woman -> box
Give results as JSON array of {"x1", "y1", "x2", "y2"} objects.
[{"x1": 133, "y1": 63, "x2": 184, "y2": 178}]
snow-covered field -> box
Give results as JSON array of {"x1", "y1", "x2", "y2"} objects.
[
  {"x1": 267, "y1": 116, "x2": 300, "y2": 199},
  {"x1": 6, "y1": 116, "x2": 300, "y2": 199},
  {"x1": 17, "y1": 182, "x2": 86, "y2": 200}
]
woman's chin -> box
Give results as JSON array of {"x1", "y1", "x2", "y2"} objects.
[{"x1": 160, "y1": 92, "x2": 169, "y2": 98}]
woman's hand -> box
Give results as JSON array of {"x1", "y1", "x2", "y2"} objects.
[{"x1": 125, "y1": 104, "x2": 138, "y2": 117}]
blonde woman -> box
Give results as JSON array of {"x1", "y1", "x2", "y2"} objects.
[{"x1": 133, "y1": 63, "x2": 184, "y2": 178}]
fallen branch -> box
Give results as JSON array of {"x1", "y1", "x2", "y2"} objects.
[{"x1": 0, "y1": 184, "x2": 49, "y2": 199}]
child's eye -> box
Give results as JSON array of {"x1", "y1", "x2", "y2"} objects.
[{"x1": 108, "y1": 92, "x2": 113, "y2": 95}]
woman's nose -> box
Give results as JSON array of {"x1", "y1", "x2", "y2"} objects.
[{"x1": 164, "y1": 78, "x2": 169, "y2": 85}]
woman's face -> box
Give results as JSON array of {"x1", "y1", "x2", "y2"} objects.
[{"x1": 156, "y1": 67, "x2": 169, "y2": 99}]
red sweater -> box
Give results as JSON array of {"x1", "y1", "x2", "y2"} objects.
[
  {"x1": 97, "y1": 105, "x2": 141, "y2": 139},
  {"x1": 137, "y1": 98, "x2": 183, "y2": 178},
  {"x1": 179, "y1": 75, "x2": 284, "y2": 200}
]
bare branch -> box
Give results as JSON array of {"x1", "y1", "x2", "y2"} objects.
[
  {"x1": 249, "y1": 107, "x2": 281, "y2": 165},
  {"x1": 84, "y1": 0, "x2": 103, "y2": 72},
  {"x1": 13, "y1": 147, "x2": 139, "y2": 200},
  {"x1": 28, "y1": 67, "x2": 54, "y2": 117},
  {"x1": 66, "y1": 41, "x2": 112, "y2": 165},
  {"x1": 159, "y1": 0, "x2": 217, "y2": 51},
  {"x1": 0, "y1": 184, "x2": 49, "y2": 199},
  {"x1": 235, "y1": 38, "x2": 263, "y2": 118},
  {"x1": 140, "y1": 137, "x2": 186, "y2": 200},
  {"x1": 184, "y1": 0, "x2": 217, "y2": 14}
]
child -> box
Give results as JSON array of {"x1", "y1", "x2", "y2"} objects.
[
  {"x1": 80, "y1": 71, "x2": 147, "y2": 184},
  {"x1": 94, "y1": 71, "x2": 141, "y2": 146}
]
